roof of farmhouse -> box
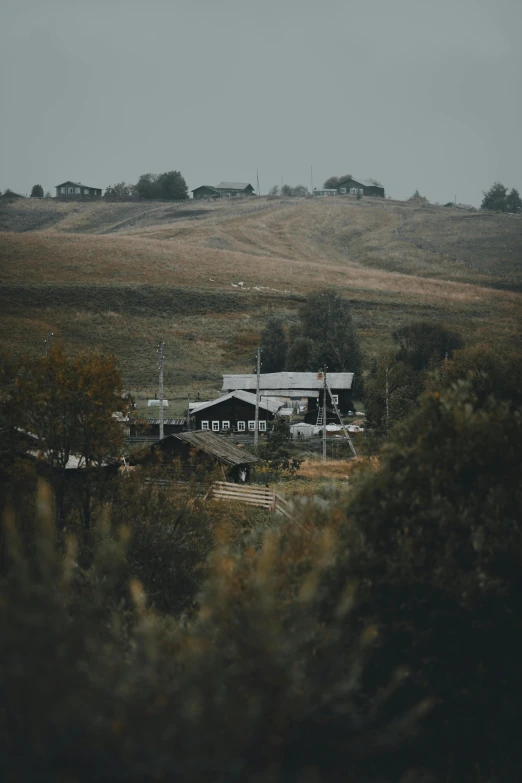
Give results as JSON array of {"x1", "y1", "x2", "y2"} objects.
[
  {"x1": 338, "y1": 176, "x2": 383, "y2": 188},
  {"x1": 191, "y1": 390, "x2": 282, "y2": 415},
  {"x1": 222, "y1": 372, "x2": 354, "y2": 392},
  {"x1": 215, "y1": 182, "x2": 252, "y2": 190},
  {"x1": 55, "y1": 181, "x2": 100, "y2": 189}
]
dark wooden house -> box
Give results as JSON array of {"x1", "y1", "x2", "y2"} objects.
[
  {"x1": 191, "y1": 185, "x2": 219, "y2": 199},
  {"x1": 154, "y1": 430, "x2": 259, "y2": 482},
  {"x1": 190, "y1": 390, "x2": 281, "y2": 433},
  {"x1": 215, "y1": 182, "x2": 255, "y2": 198},
  {"x1": 222, "y1": 372, "x2": 354, "y2": 416},
  {"x1": 337, "y1": 177, "x2": 385, "y2": 197},
  {"x1": 55, "y1": 181, "x2": 102, "y2": 198}
]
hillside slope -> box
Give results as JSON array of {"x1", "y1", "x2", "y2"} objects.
[{"x1": 1, "y1": 196, "x2": 520, "y2": 406}]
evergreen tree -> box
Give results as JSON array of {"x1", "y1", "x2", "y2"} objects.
[
  {"x1": 393, "y1": 321, "x2": 462, "y2": 373},
  {"x1": 259, "y1": 318, "x2": 288, "y2": 373},
  {"x1": 30, "y1": 184, "x2": 44, "y2": 198},
  {"x1": 298, "y1": 290, "x2": 362, "y2": 378},
  {"x1": 285, "y1": 338, "x2": 316, "y2": 372},
  {"x1": 481, "y1": 182, "x2": 508, "y2": 211},
  {"x1": 505, "y1": 187, "x2": 522, "y2": 214}
]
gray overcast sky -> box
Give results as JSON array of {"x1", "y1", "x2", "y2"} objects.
[{"x1": 1, "y1": 0, "x2": 520, "y2": 205}]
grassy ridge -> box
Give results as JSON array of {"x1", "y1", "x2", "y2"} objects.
[{"x1": 1, "y1": 198, "x2": 521, "y2": 398}]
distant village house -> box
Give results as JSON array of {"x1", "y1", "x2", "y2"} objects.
[
  {"x1": 56, "y1": 181, "x2": 102, "y2": 198},
  {"x1": 192, "y1": 182, "x2": 255, "y2": 199},
  {"x1": 337, "y1": 177, "x2": 385, "y2": 197}
]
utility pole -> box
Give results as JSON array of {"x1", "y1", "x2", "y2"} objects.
[
  {"x1": 311, "y1": 165, "x2": 314, "y2": 193},
  {"x1": 257, "y1": 168, "x2": 260, "y2": 197},
  {"x1": 157, "y1": 341, "x2": 165, "y2": 440},
  {"x1": 44, "y1": 330, "x2": 53, "y2": 357},
  {"x1": 254, "y1": 348, "x2": 261, "y2": 449},
  {"x1": 322, "y1": 367, "x2": 327, "y2": 462}
]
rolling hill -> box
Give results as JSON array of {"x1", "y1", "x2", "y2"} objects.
[{"x1": 1, "y1": 195, "x2": 521, "y2": 413}]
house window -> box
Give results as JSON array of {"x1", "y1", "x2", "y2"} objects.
[
  {"x1": 340, "y1": 188, "x2": 346, "y2": 194},
  {"x1": 68, "y1": 187, "x2": 74, "y2": 193},
  {"x1": 331, "y1": 394, "x2": 339, "y2": 405},
  {"x1": 201, "y1": 421, "x2": 209, "y2": 430},
  {"x1": 84, "y1": 189, "x2": 89, "y2": 195},
  {"x1": 222, "y1": 421, "x2": 230, "y2": 430},
  {"x1": 212, "y1": 421, "x2": 219, "y2": 431},
  {"x1": 61, "y1": 187, "x2": 65, "y2": 194},
  {"x1": 248, "y1": 421, "x2": 255, "y2": 431},
  {"x1": 259, "y1": 420, "x2": 267, "y2": 431},
  {"x1": 75, "y1": 187, "x2": 80, "y2": 194},
  {"x1": 237, "y1": 421, "x2": 245, "y2": 431}
]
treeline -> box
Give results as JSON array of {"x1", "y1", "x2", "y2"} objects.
[
  {"x1": 268, "y1": 183, "x2": 309, "y2": 197},
  {"x1": 481, "y1": 181, "x2": 522, "y2": 213},
  {"x1": 104, "y1": 170, "x2": 188, "y2": 200}
]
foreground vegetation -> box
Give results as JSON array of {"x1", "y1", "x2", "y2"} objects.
[{"x1": 2, "y1": 364, "x2": 522, "y2": 781}]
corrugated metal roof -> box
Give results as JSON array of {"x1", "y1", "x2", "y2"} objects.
[
  {"x1": 222, "y1": 372, "x2": 354, "y2": 392},
  {"x1": 215, "y1": 182, "x2": 253, "y2": 190},
  {"x1": 190, "y1": 390, "x2": 282, "y2": 415},
  {"x1": 169, "y1": 431, "x2": 259, "y2": 466}
]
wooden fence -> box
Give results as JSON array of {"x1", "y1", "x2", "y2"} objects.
[{"x1": 211, "y1": 481, "x2": 292, "y2": 518}]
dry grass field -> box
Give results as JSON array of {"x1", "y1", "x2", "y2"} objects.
[{"x1": 1, "y1": 195, "x2": 521, "y2": 408}]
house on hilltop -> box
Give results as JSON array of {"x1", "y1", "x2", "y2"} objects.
[
  {"x1": 56, "y1": 181, "x2": 102, "y2": 198},
  {"x1": 192, "y1": 182, "x2": 255, "y2": 199},
  {"x1": 337, "y1": 177, "x2": 385, "y2": 197},
  {"x1": 191, "y1": 185, "x2": 220, "y2": 199}
]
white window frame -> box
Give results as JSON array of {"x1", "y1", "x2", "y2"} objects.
[
  {"x1": 340, "y1": 188, "x2": 346, "y2": 194},
  {"x1": 237, "y1": 421, "x2": 245, "y2": 431},
  {"x1": 221, "y1": 421, "x2": 230, "y2": 430},
  {"x1": 212, "y1": 421, "x2": 219, "y2": 432},
  {"x1": 75, "y1": 187, "x2": 80, "y2": 194},
  {"x1": 248, "y1": 420, "x2": 255, "y2": 431},
  {"x1": 68, "y1": 187, "x2": 74, "y2": 193},
  {"x1": 259, "y1": 420, "x2": 267, "y2": 431},
  {"x1": 201, "y1": 421, "x2": 209, "y2": 430},
  {"x1": 84, "y1": 189, "x2": 89, "y2": 195},
  {"x1": 331, "y1": 394, "x2": 339, "y2": 405},
  {"x1": 61, "y1": 187, "x2": 65, "y2": 194}
]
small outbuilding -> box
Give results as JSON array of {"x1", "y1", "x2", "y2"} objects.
[{"x1": 154, "y1": 430, "x2": 259, "y2": 482}]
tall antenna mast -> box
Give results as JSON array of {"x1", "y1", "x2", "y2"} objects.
[
  {"x1": 257, "y1": 168, "x2": 260, "y2": 196},
  {"x1": 157, "y1": 341, "x2": 165, "y2": 440},
  {"x1": 311, "y1": 165, "x2": 314, "y2": 193}
]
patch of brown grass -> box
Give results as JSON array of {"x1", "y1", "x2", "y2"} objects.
[{"x1": 298, "y1": 456, "x2": 380, "y2": 480}]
